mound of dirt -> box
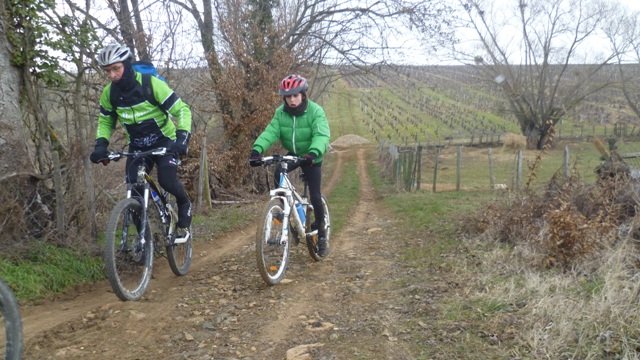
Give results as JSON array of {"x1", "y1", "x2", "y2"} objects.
[{"x1": 331, "y1": 134, "x2": 371, "y2": 148}]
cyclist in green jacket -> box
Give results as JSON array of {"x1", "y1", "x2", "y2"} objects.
[
  {"x1": 249, "y1": 74, "x2": 331, "y2": 257},
  {"x1": 89, "y1": 43, "x2": 193, "y2": 242}
]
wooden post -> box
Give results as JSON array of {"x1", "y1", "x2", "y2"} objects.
[
  {"x1": 416, "y1": 145, "x2": 422, "y2": 191},
  {"x1": 563, "y1": 145, "x2": 570, "y2": 178},
  {"x1": 456, "y1": 145, "x2": 462, "y2": 191},
  {"x1": 197, "y1": 137, "x2": 212, "y2": 210},
  {"x1": 515, "y1": 150, "x2": 523, "y2": 190},
  {"x1": 432, "y1": 146, "x2": 440, "y2": 193},
  {"x1": 488, "y1": 147, "x2": 495, "y2": 190}
]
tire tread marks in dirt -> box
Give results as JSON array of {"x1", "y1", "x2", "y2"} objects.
[{"x1": 24, "y1": 146, "x2": 429, "y2": 359}]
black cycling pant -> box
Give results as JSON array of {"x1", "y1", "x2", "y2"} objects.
[
  {"x1": 274, "y1": 162, "x2": 325, "y2": 237},
  {"x1": 125, "y1": 150, "x2": 192, "y2": 228}
]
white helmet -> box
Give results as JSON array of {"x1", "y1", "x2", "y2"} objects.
[{"x1": 97, "y1": 44, "x2": 132, "y2": 67}]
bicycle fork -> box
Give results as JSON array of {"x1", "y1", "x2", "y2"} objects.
[{"x1": 125, "y1": 181, "x2": 156, "y2": 244}]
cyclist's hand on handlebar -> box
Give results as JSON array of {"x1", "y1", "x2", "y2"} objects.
[
  {"x1": 249, "y1": 149, "x2": 262, "y2": 167},
  {"x1": 90, "y1": 138, "x2": 109, "y2": 164},
  {"x1": 302, "y1": 153, "x2": 316, "y2": 166},
  {"x1": 170, "y1": 130, "x2": 190, "y2": 156}
]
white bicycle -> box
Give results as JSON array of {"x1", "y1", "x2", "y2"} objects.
[{"x1": 252, "y1": 155, "x2": 331, "y2": 285}]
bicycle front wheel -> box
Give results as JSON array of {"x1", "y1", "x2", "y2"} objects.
[
  {"x1": 104, "y1": 198, "x2": 154, "y2": 301},
  {"x1": 306, "y1": 195, "x2": 331, "y2": 261},
  {"x1": 256, "y1": 198, "x2": 290, "y2": 285},
  {"x1": 0, "y1": 279, "x2": 22, "y2": 360}
]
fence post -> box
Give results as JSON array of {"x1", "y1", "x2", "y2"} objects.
[
  {"x1": 416, "y1": 145, "x2": 422, "y2": 191},
  {"x1": 563, "y1": 145, "x2": 570, "y2": 178},
  {"x1": 456, "y1": 145, "x2": 462, "y2": 191},
  {"x1": 488, "y1": 147, "x2": 495, "y2": 190},
  {"x1": 197, "y1": 138, "x2": 212, "y2": 210},
  {"x1": 515, "y1": 150, "x2": 523, "y2": 190},
  {"x1": 432, "y1": 146, "x2": 440, "y2": 193},
  {"x1": 404, "y1": 149, "x2": 414, "y2": 191}
]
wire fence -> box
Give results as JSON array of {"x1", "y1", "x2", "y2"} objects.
[{"x1": 378, "y1": 141, "x2": 610, "y2": 192}]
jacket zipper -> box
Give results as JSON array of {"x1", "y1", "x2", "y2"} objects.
[{"x1": 292, "y1": 116, "x2": 297, "y2": 154}]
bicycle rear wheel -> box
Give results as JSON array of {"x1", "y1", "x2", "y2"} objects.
[
  {"x1": 104, "y1": 198, "x2": 153, "y2": 301},
  {"x1": 167, "y1": 197, "x2": 192, "y2": 276},
  {"x1": 256, "y1": 198, "x2": 290, "y2": 285},
  {"x1": 0, "y1": 279, "x2": 22, "y2": 360},
  {"x1": 306, "y1": 195, "x2": 331, "y2": 261}
]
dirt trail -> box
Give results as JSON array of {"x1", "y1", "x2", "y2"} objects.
[{"x1": 23, "y1": 146, "x2": 421, "y2": 359}]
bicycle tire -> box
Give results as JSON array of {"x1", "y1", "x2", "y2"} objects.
[
  {"x1": 256, "y1": 198, "x2": 290, "y2": 285},
  {"x1": 166, "y1": 196, "x2": 192, "y2": 276},
  {"x1": 104, "y1": 198, "x2": 154, "y2": 301},
  {"x1": 0, "y1": 279, "x2": 22, "y2": 360},
  {"x1": 306, "y1": 195, "x2": 331, "y2": 261}
]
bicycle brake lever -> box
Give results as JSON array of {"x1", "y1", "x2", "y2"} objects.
[
  {"x1": 107, "y1": 152, "x2": 122, "y2": 162},
  {"x1": 151, "y1": 148, "x2": 168, "y2": 156}
]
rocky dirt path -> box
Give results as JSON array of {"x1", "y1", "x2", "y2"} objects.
[{"x1": 22, "y1": 145, "x2": 428, "y2": 359}]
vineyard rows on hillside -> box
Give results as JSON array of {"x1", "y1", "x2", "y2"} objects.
[{"x1": 337, "y1": 65, "x2": 638, "y2": 146}]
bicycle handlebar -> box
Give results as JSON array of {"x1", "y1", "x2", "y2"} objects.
[
  {"x1": 107, "y1": 147, "x2": 169, "y2": 162},
  {"x1": 252, "y1": 154, "x2": 303, "y2": 167}
]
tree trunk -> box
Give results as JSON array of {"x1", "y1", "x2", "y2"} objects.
[{"x1": 0, "y1": 2, "x2": 31, "y2": 174}]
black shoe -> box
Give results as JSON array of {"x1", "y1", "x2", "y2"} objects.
[{"x1": 317, "y1": 236, "x2": 328, "y2": 257}]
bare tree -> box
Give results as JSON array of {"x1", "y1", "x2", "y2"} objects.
[
  {"x1": 160, "y1": 0, "x2": 454, "y2": 184},
  {"x1": 458, "y1": 0, "x2": 618, "y2": 149},
  {"x1": 605, "y1": 6, "x2": 640, "y2": 120},
  {"x1": 83, "y1": 0, "x2": 453, "y2": 187}
]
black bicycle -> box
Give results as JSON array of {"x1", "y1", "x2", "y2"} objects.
[
  {"x1": 103, "y1": 147, "x2": 192, "y2": 301},
  {"x1": 0, "y1": 279, "x2": 22, "y2": 359},
  {"x1": 253, "y1": 155, "x2": 331, "y2": 285}
]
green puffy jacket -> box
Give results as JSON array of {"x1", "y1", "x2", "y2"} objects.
[
  {"x1": 252, "y1": 99, "x2": 331, "y2": 163},
  {"x1": 95, "y1": 72, "x2": 191, "y2": 146}
]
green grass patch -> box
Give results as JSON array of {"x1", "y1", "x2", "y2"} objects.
[
  {"x1": 382, "y1": 191, "x2": 492, "y2": 234},
  {"x1": 326, "y1": 154, "x2": 359, "y2": 234},
  {"x1": 0, "y1": 243, "x2": 103, "y2": 301}
]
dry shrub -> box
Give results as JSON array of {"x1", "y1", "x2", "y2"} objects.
[
  {"x1": 0, "y1": 174, "x2": 55, "y2": 257},
  {"x1": 200, "y1": 49, "x2": 295, "y2": 194},
  {"x1": 502, "y1": 132, "x2": 527, "y2": 150},
  {"x1": 466, "y1": 158, "x2": 634, "y2": 269}
]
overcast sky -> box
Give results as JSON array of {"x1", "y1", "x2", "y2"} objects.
[{"x1": 390, "y1": 0, "x2": 640, "y2": 66}]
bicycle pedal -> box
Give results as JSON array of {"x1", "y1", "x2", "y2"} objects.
[
  {"x1": 174, "y1": 236, "x2": 190, "y2": 244},
  {"x1": 173, "y1": 228, "x2": 191, "y2": 244}
]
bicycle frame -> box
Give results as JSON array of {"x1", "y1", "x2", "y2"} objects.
[
  {"x1": 266, "y1": 156, "x2": 312, "y2": 244},
  {"x1": 254, "y1": 154, "x2": 327, "y2": 285},
  {"x1": 110, "y1": 148, "x2": 182, "y2": 245}
]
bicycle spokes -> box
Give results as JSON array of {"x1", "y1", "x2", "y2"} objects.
[
  {"x1": 105, "y1": 198, "x2": 153, "y2": 301},
  {"x1": 256, "y1": 199, "x2": 290, "y2": 285}
]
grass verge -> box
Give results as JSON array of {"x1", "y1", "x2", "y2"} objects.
[
  {"x1": 0, "y1": 243, "x2": 104, "y2": 302},
  {"x1": 326, "y1": 150, "x2": 359, "y2": 234},
  {"x1": 369, "y1": 149, "x2": 640, "y2": 358},
  {"x1": 368, "y1": 155, "x2": 526, "y2": 358}
]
